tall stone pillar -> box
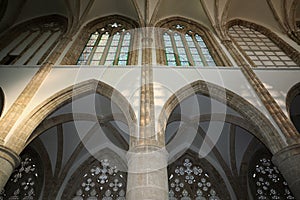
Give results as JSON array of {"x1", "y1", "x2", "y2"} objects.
[
  {"x1": 0, "y1": 145, "x2": 20, "y2": 190},
  {"x1": 126, "y1": 146, "x2": 169, "y2": 199},
  {"x1": 126, "y1": 26, "x2": 169, "y2": 199},
  {"x1": 272, "y1": 144, "x2": 300, "y2": 199}
]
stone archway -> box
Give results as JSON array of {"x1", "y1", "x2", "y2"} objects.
[
  {"x1": 6, "y1": 79, "x2": 137, "y2": 155},
  {"x1": 158, "y1": 80, "x2": 284, "y2": 154}
]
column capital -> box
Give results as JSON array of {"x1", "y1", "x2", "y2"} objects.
[
  {"x1": 0, "y1": 145, "x2": 20, "y2": 167},
  {"x1": 272, "y1": 144, "x2": 300, "y2": 199},
  {"x1": 0, "y1": 145, "x2": 20, "y2": 190},
  {"x1": 272, "y1": 144, "x2": 300, "y2": 162}
]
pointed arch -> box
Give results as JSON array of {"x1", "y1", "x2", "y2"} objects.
[
  {"x1": 7, "y1": 79, "x2": 137, "y2": 154},
  {"x1": 168, "y1": 150, "x2": 229, "y2": 199},
  {"x1": 155, "y1": 17, "x2": 231, "y2": 66},
  {"x1": 226, "y1": 19, "x2": 300, "y2": 67},
  {"x1": 0, "y1": 14, "x2": 68, "y2": 65},
  {"x1": 61, "y1": 15, "x2": 140, "y2": 65},
  {"x1": 62, "y1": 148, "x2": 127, "y2": 199},
  {"x1": 158, "y1": 80, "x2": 284, "y2": 154}
]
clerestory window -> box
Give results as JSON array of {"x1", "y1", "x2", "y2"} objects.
[
  {"x1": 228, "y1": 24, "x2": 298, "y2": 67},
  {"x1": 77, "y1": 22, "x2": 133, "y2": 66},
  {"x1": 157, "y1": 20, "x2": 223, "y2": 67},
  {"x1": 0, "y1": 16, "x2": 66, "y2": 65}
]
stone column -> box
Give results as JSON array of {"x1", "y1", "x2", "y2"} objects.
[
  {"x1": 272, "y1": 144, "x2": 300, "y2": 199},
  {"x1": 0, "y1": 145, "x2": 20, "y2": 190},
  {"x1": 126, "y1": 26, "x2": 169, "y2": 199},
  {"x1": 126, "y1": 146, "x2": 169, "y2": 199}
]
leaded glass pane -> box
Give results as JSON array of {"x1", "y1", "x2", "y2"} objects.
[
  {"x1": 163, "y1": 30, "x2": 216, "y2": 67},
  {"x1": 117, "y1": 32, "x2": 131, "y2": 65},
  {"x1": 166, "y1": 54, "x2": 176, "y2": 61},
  {"x1": 104, "y1": 33, "x2": 120, "y2": 65},
  {"x1": 195, "y1": 34, "x2": 216, "y2": 66},
  {"x1": 228, "y1": 25, "x2": 297, "y2": 67},
  {"x1": 77, "y1": 22, "x2": 132, "y2": 66}
]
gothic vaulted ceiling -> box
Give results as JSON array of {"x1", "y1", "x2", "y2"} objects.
[{"x1": 0, "y1": 0, "x2": 299, "y2": 35}]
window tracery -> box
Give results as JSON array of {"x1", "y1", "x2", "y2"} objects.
[
  {"x1": 0, "y1": 16, "x2": 66, "y2": 65},
  {"x1": 0, "y1": 149, "x2": 43, "y2": 200},
  {"x1": 69, "y1": 158, "x2": 127, "y2": 200},
  {"x1": 249, "y1": 153, "x2": 295, "y2": 199},
  {"x1": 168, "y1": 155, "x2": 222, "y2": 200},
  {"x1": 228, "y1": 25, "x2": 297, "y2": 67},
  {"x1": 76, "y1": 21, "x2": 133, "y2": 66},
  {"x1": 161, "y1": 23, "x2": 216, "y2": 67}
]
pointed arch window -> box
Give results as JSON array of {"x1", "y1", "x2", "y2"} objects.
[
  {"x1": 64, "y1": 157, "x2": 127, "y2": 200},
  {"x1": 77, "y1": 22, "x2": 133, "y2": 66},
  {"x1": 0, "y1": 16, "x2": 66, "y2": 65},
  {"x1": 228, "y1": 24, "x2": 298, "y2": 67},
  {"x1": 249, "y1": 152, "x2": 295, "y2": 199},
  {"x1": 168, "y1": 153, "x2": 227, "y2": 199},
  {"x1": 159, "y1": 21, "x2": 219, "y2": 67}
]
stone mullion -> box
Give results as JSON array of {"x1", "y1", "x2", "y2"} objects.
[
  {"x1": 100, "y1": 33, "x2": 113, "y2": 65},
  {"x1": 170, "y1": 33, "x2": 181, "y2": 66},
  {"x1": 37, "y1": 31, "x2": 63, "y2": 65},
  {"x1": 193, "y1": 35, "x2": 209, "y2": 66},
  {"x1": 85, "y1": 32, "x2": 102, "y2": 65},
  {"x1": 11, "y1": 31, "x2": 43, "y2": 65},
  {"x1": 6, "y1": 31, "x2": 31, "y2": 57},
  {"x1": 0, "y1": 35, "x2": 73, "y2": 147},
  {"x1": 113, "y1": 32, "x2": 124, "y2": 65},
  {"x1": 181, "y1": 34, "x2": 195, "y2": 66},
  {"x1": 24, "y1": 31, "x2": 54, "y2": 65},
  {"x1": 222, "y1": 39, "x2": 300, "y2": 143}
]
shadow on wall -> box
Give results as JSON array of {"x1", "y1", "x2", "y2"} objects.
[
  {"x1": 286, "y1": 82, "x2": 300, "y2": 133},
  {"x1": 0, "y1": 87, "x2": 4, "y2": 117}
]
